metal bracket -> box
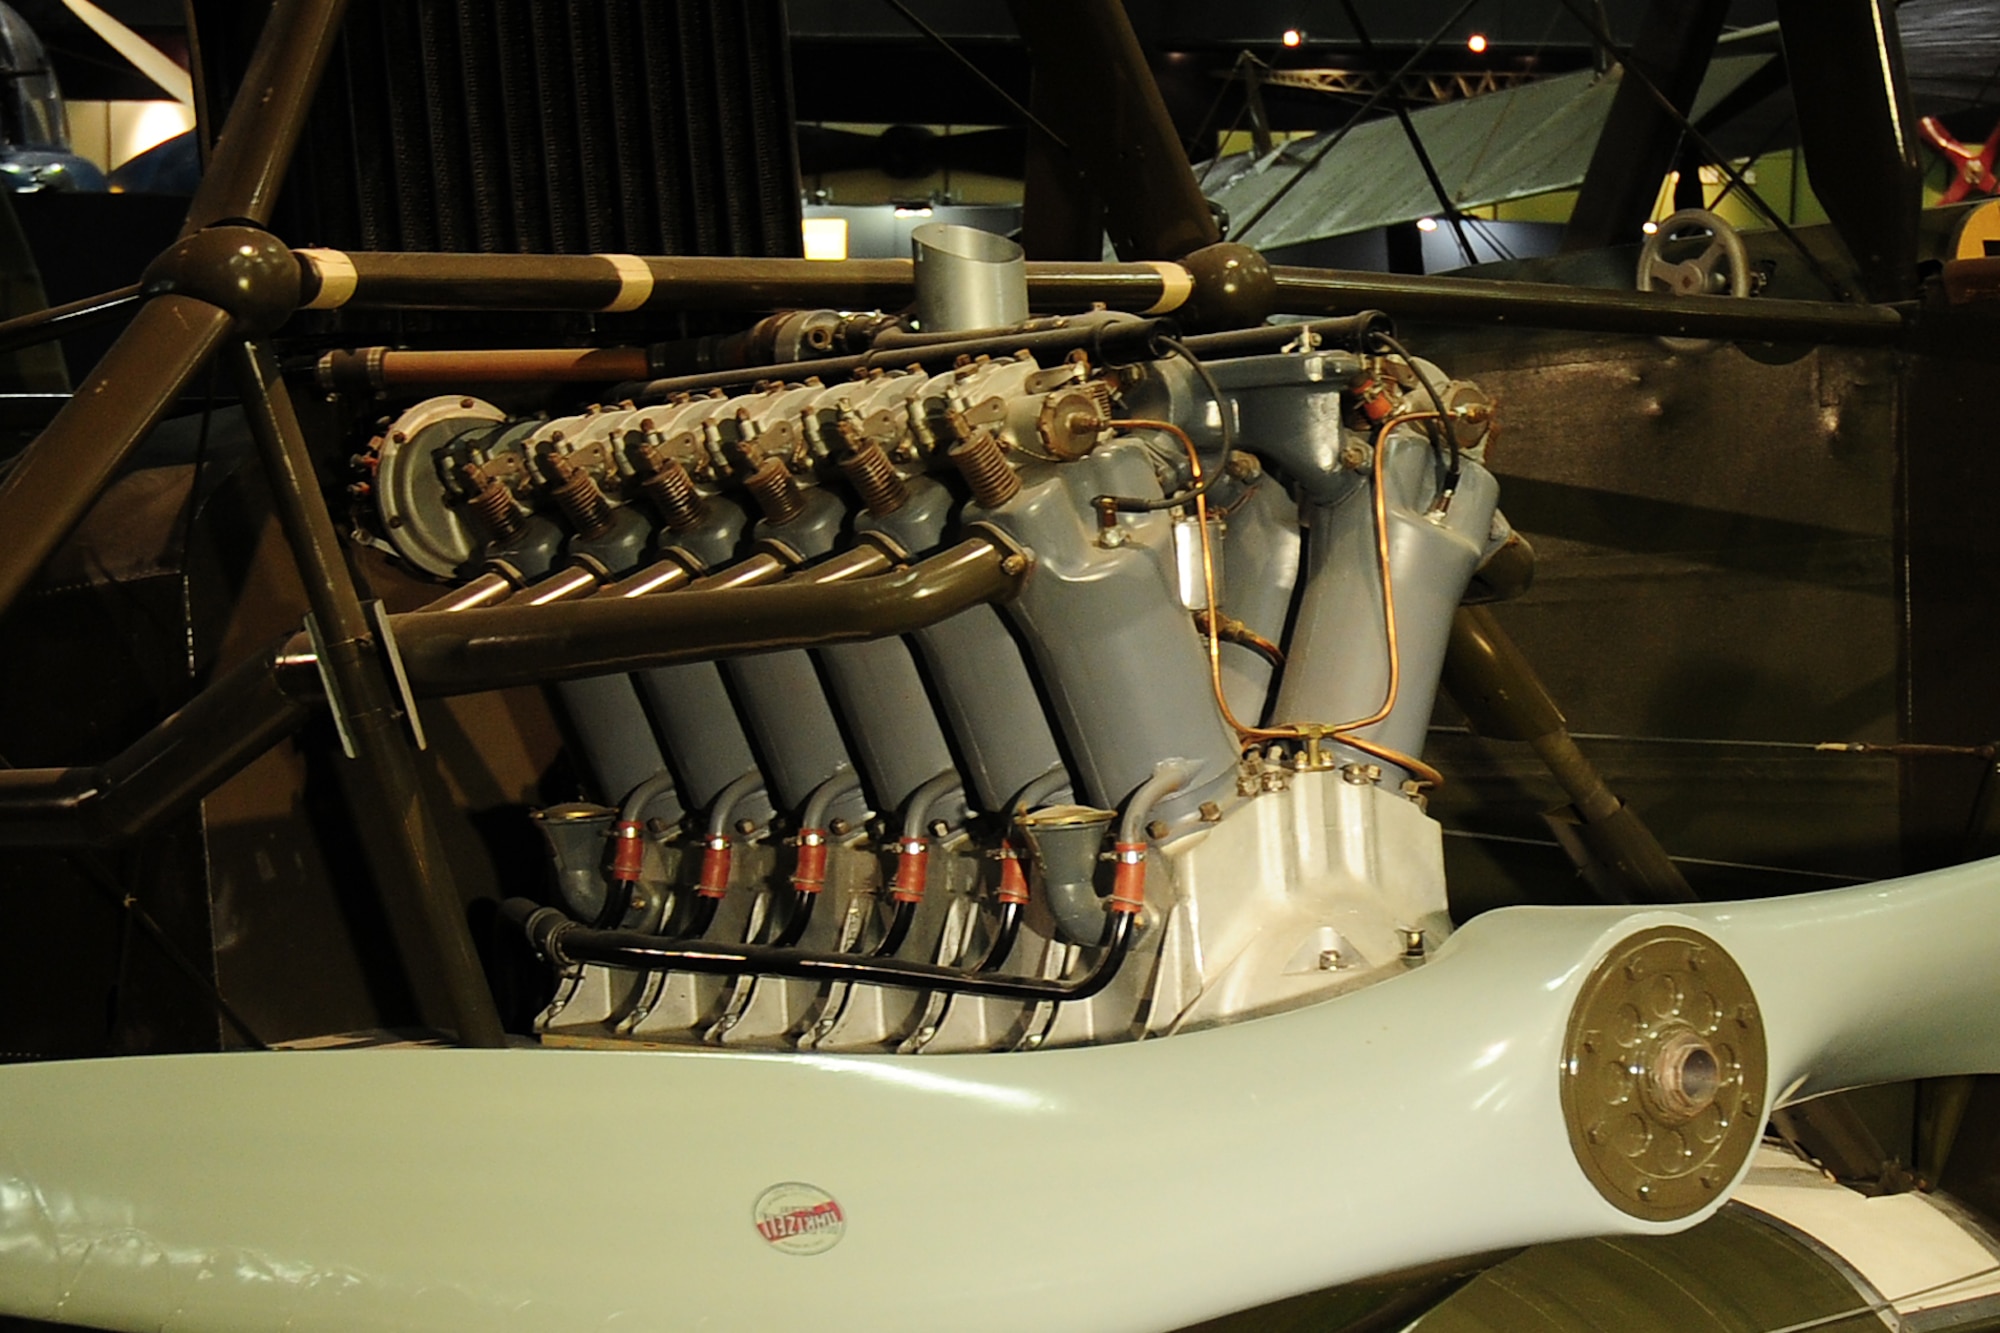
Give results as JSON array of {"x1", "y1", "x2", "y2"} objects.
[
  {"x1": 300, "y1": 610, "x2": 358, "y2": 760},
  {"x1": 366, "y1": 598, "x2": 427, "y2": 751}
]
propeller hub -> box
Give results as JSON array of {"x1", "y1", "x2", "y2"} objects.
[
  {"x1": 1646, "y1": 1026, "x2": 1722, "y2": 1122},
  {"x1": 1559, "y1": 925, "x2": 1768, "y2": 1222}
]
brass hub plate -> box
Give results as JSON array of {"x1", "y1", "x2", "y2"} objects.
[{"x1": 1559, "y1": 925, "x2": 1767, "y2": 1222}]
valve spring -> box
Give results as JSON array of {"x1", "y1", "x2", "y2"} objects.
[
  {"x1": 743, "y1": 456, "x2": 806, "y2": 525},
  {"x1": 542, "y1": 457, "x2": 614, "y2": 540},
  {"x1": 949, "y1": 427, "x2": 1020, "y2": 508},
  {"x1": 460, "y1": 466, "x2": 524, "y2": 541},
  {"x1": 636, "y1": 451, "x2": 707, "y2": 530},
  {"x1": 838, "y1": 440, "x2": 908, "y2": 516}
]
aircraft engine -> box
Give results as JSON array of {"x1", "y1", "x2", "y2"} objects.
[{"x1": 362, "y1": 297, "x2": 1507, "y2": 1057}]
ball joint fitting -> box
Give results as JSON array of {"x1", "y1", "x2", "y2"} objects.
[{"x1": 140, "y1": 224, "x2": 301, "y2": 337}]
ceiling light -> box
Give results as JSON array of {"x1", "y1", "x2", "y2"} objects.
[
  {"x1": 1467, "y1": 33, "x2": 1488, "y2": 53},
  {"x1": 1282, "y1": 28, "x2": 1304, "y2": 47},
  {"x1": 1416, "y1": 217, "x2": 1439, "y2": 233},
  {"x1": 1641, "y1": 220, "x2": 1659, "y2": 235}
]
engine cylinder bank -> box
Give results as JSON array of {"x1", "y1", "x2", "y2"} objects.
[{"x1": 366, "y1": 323, "x2": 1504, "y2": 1052}]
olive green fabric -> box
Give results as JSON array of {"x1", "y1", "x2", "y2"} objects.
[{"x1": 1410, "y1": 1208, "x2": 1883, "y2": 1333}]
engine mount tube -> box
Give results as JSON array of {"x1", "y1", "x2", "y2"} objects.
[{"x1": 287, "y1": 539, "x2": 1025, "y2": 697}]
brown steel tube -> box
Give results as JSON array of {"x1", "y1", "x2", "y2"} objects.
[
  {"x1": 0, "y1": 543, "x2": 1004, "y2": 847},
  {"x1": 0, "y1": 294, "x2": 235, "y2": 620},
  {"x1": 291, "y1": 249, "x2": 1910, "y2": 346},
  {"x1": 360, "y1": 538, "x2": 1022, "y2": 696},
  {"x1": 320, "y1": 346, "x2": 654, "y2": 389},
  {"x1": 627, "y1": 316, "x2": 1172, "y2": 403},
  {"x1": 234, "y1": 339, "x2": 506, "y2": 1048},
  {"x1": 296, "y1": 250, "x2": 1188, "y2": 316},
  {"x1": 1269, "y1": 266, "x2": 1909, "y2": 346},
  {"x1": 0, "y1": 641, "x2": 312, "y2": 847},
  {"x1": 0, "y1": 570, "x2": 538, "y2": 848},
  {"x1": 182, "y1": 0, "x2": 349, "y2": 234},
  {"x1": 0, "y1": 283, "x2": 143, "y2": 355},
  {"x1": 1442, "y1": 606, "x2": 1693, "y2": 904}
]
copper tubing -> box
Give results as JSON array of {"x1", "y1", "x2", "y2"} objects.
[
  {"x1": 317, "y1": 346, "x2": 653, "y2": 391},
  {"x1": 1195, "y1": 609, "x2": 1284, "y2": 667},
  {"x1": 1163, "y1": 411, "x2": 1446, "y2": 785},
  {"x1": 949, "y1": 427, "x2": 1020, "y2": 508}
]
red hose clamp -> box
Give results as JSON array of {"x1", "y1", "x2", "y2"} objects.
[
  {"x1": 995, "y1": 843, "x2": 1029, "y2": 907},
  {"x1": 697, "y1": 833, "x2": 733, "y2": 899},
  {"x1": 1109, "y1": 842, "x2": 1148, "y2": 914},
  {"x1": 609, "y1": 820, "x2": 647, "y2": 881},
  {"x1": 1349, "y1": 374, "x2": 1395, "y2": 423},
  {"x1": 791, "y1": 828, "x2": 830, "y2": 895},
  {"x1": 891, "y1": 836, "x2": 930, "y2": 904}
]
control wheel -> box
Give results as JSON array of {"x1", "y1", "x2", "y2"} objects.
[{"x1": 1635, "y1": 208, "x2": 1750, "y2": 354}]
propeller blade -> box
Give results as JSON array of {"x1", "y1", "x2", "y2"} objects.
[
  {"x1": 1009, "y1": 1, "x2": 1218, "y2": 260},
  {"x1": 61, "y1": 0, "x2": 193, "y2": 105},
  {"x1": 0, "y1": 865, "x2": 1993, "y2": 1330}
]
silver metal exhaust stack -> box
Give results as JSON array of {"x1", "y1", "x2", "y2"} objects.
[{"x1": 912, "y1": 222, "x2": 1028, "y2": 333}]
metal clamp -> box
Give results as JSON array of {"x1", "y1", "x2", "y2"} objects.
[
  {"x1": 365, "y1": 598, "x2": 427, "y2": 751},
  {"x1": 300, "y1": 611, "x2": 357, "y2": 760}
]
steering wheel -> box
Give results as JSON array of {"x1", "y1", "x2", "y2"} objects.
[{"x1": 1635, "y1": 208, "x2": 1750, "y2": 355}]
